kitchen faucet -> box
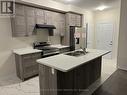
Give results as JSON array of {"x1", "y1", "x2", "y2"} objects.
[{"x1": 80, "y1": 47, "x2": 86, "y2": 54}]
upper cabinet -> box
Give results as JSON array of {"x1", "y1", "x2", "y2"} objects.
[
  {"x1": 12, "y1": 4, "x2": 36, "y2": 37},
  {"x1": 12, "y1": 4, "x2": 81, "y2": 38},
  {"x1": 15, "y1": 4, "x2": 25, "y2": 16},
  {"x1": 35, "y1": 9, "x2": 45, "y2": 24},
  {"x1": 64, "y1": 12, "x2": 83, "y2": 45},
  {"x1": 11, "y1": 4, "x2": 27, "y2": 37},
  {"x1": 25, "y1": 6, "x2": 36, "y2": 36},
  {"x1": 66, "y1": 13, "x2": 82, "y2": 27}
]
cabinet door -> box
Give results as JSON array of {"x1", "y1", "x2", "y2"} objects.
[
  {"x1": 25, "y1": 6, "x2": 35, "y2": 17},
  {"x1": 39, "y1": 65, "x2": 57, "y2": 95},
  {"x1": 22, "y1": 53, "x2": 41, "y2": 79},
  {"x1": 45, "y1": 10, "x2": 54, "y2": 25},
  {"x1": 75, "y1": 15, "x2": 82, "y2": 27},
  {"x1": 52, "y1": 12, "x2": 60, "y2": 36},
  {"x1": 58, "y1": 13, "x2": 66, "y2": 36},
  {"x1": 35, "y1": 9, "x2": 45, "y2": 24},
  {"x1": 74, "y1": 64, "x2": 90, "y2": 95},
  {"x1": 12, "y1": 4, "x2": 27, "y2": 37},
  {"x1": 12, "y1": 16, "x2": 27, "y2": 37},
  {"x1": 68, "y1": 13, "x2": 76, "y2": 26},
  {"x1": 15, "y1": 4, "x2": 25, "y2": 16},
  {"x1": 25, "y1": 6, "x2": 36, "y2": 36},
  {"x1": 26, "y1": 17, "x2": 36, "y2": 35}
]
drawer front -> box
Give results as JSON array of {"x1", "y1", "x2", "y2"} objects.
[
  {"x1": 24, "y1": 64, "x2": 39, "y2": 78},
  {"x1": 22, "y1": 53, "x2": 41, "y2": 66},
  {"x1": 22, "y1": 53, "x2": 41, "y2": 78}
]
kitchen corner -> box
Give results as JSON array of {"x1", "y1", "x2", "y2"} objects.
[{"x1": 13, "y1": 44, "x2": 70, "y2": 81}]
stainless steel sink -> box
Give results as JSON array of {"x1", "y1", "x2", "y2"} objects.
[{"x1": 65, "y1": 51, "x2": 88, "y2": 57}]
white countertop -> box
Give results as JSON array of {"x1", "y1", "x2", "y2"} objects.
[
  {"x1": 37, "y1": 49, "x2": 110, "y2": 72},
  {"x1": 50, "y1": 44, "x2": 69, "y2": 49},
  {"x1": 13, "y1": 45, "x2": 69, "y2": 55},
  {"x1": 13, "y1": 47, "x2": 42, "y2": 55}
]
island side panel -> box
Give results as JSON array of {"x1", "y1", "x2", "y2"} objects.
[
  {"x1": 74, "y1": 62, "x2": 91, "y2": 95},
  {"x1": 89, "y1": 57, "x2": 102, "y2": 85},
  {"x1": 39, "y1": 64, "x2": 57, "y2": 95},
  {"x1": 57, "y1": 70, "x2": 74, "y2": 95},
  {"x1": 39, "y1": 57, "x2": 102, "y2": 95}
]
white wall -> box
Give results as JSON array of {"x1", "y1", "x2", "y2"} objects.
[
  {"x1": 0, "y1": 0, "x2": 87, "y2": 79},
  {"x1": 94, "y1": 8, "x2": 120, "y2": 62},
  {"x1": 84, "y1": 11, "x2": 95, "y2": 48},
  {"x1": 117, "y1": 0, "x2": 127, "y2": 70}
]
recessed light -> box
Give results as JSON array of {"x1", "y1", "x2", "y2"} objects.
[{"x1": 95, "y1": 5, "x2": 109, "y2": 11}]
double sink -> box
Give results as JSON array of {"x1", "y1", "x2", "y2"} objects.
[{"x1": 65, "y1": 50, "x2": 89, "y2": 57}]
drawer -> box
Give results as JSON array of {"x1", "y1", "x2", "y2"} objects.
[
  {"x1": 31, "y1": 53, "x2": 41, "y2": 59},
  {"x1": 22, "y1": 54, "x2": 32, "y2": 60},
  {"x1": 23, "y1": 64, "x2": 38, "y2": 78},
  {"x1": 22, "y1": 53, "x2": 41, "y2": 62},
  {"x1": 23, "y1": 61, "x2": 38, "y2": 68}
]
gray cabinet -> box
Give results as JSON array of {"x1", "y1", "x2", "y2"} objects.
[
  {"x1": 51, "y1": 12, "x2": 66, "y2": 36},
  {"x1": 35, "y1": 8, "x2": 45, "y2": 24},
  {"x1": 11, "y1": 4, "x2": 27, "y2": 37},
  {"x1": 57, "y1": 13, "x2": 66, "y2": 36},
  {"x1": 15, "y1": 52, "x2": 41, "y2": 81},
  {"x1": 25, "y1": 6, "x2": 36, "y2": 36},
  {"x1": 12, "y1": 4, "x2": 66, "y2": 37},
  {"x1": 45, "y1": 10, "x2": 54, "y2": 25},
  {"x1": 66, "y1": 13, "x2": 82, "y2": 27},
  {"x1": 12, "y1": 15, "x2": 27, "y2": 37},
  {"x1": 12, "y1": 4, "x2": 36, "y2": 37},
  {"x1": 15, "y1": 4, "x2": 25, "y2": 16},
  {"x1": 65, "y1": 12, "x2": 82, "y2": 45}
]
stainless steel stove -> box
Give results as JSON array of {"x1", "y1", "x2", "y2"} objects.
[{"x1": 33, "y1": 42, "x2": 60, "y2": 57}]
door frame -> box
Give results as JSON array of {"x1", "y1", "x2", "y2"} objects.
[{"x1": 95, "y1": 21, "x2": 114, "y2": 59}]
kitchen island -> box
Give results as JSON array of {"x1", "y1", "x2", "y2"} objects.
[{"x1": 37, "y1": 49, "x2": 109, "y2": 95}]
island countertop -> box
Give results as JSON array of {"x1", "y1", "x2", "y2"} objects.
[{"x1": 37, "y1": 49, "x2": 110, "y2": 72}]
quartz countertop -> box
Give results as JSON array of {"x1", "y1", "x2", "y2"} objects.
[
  {"x1": 13, "y1": 47, "x2": 42, "y2": 55},
  {"x1": 37, "y1": 49, "x2": 110, "y2": 72},
  {"x1": 50, "y1": 44, "x2": 69, "y2": 49},
  {"x1": 13, "y1": 44, "x2": 69, "y2": 55}
]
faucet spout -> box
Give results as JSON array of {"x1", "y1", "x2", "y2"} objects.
[{"x1": 80, "y1": 47, "x2": 86, "y2": 54}]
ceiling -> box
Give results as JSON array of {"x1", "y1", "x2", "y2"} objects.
[{"x1": 53, "y1": 0, "x2": 121, "y2": 11}]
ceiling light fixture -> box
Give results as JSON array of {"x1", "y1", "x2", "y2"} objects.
[{"x1": 95, "y1": 5, "x2": 109, "y2": 11}]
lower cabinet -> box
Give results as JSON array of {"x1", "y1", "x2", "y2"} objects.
[
  {"x1": 15, "y1": 52, "x2": 41, "y2": 81},
  {"x1": 39, "y1": 57, "x2": 102, "y2": 95}
]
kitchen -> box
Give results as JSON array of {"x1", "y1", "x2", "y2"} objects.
[{"x1": 0, "y1": 0, "x2": 126, "y2": 95}]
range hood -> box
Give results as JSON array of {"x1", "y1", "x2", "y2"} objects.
[
  {"x1": 35, "y1": 24, "x2": 56, "y2": 36},
  {"x1": 35, "y1": 24, "x2": 56, "y2": 29}
]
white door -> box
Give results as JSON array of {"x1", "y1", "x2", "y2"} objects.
[{"x1": 96, "y1": 22, "x2": 113, "y2": 59}]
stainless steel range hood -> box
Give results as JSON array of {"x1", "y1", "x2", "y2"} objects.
[
  {"x1": 35, "y1": 24, "x2": 56, "y2": 36},
  {"x1": 35, "y1": 24, "x2": 56, "y2": 29}
]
